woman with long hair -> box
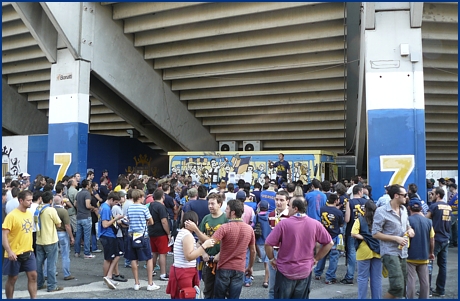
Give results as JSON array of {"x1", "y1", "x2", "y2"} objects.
[
  {"x1": 351, "y1": 200, "x2": 382, "y2": 299},
  {"x1": 89, "y1": 182, "x2": 102, "y2": 253},
  {"x1": 166, "y1": 211, "x2": 214, "y2": 299}
]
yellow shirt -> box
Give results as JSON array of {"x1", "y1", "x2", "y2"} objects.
[
  {"x1": 36, "y1": 206, "x2": 61, "y2": 245},
  {"x1": 114, "y1": 185, "x2": 121, "y2": 192},
  {"x1": 407, "y1": 227, "x2": 435, "y2": 264},
  {"x1": 2, "y1": 208, "x2": 34, "y2": 257},
  {"x1": 351, "y1": 218, "x2": 381, "y2": 260}
]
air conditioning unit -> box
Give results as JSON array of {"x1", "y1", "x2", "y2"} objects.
[
  {"x1": 243, "y1": 141, "x2": 261, "y2": 151},
  {"x1": 219, "y1": 141, "x2": 236, "y2": 151}
]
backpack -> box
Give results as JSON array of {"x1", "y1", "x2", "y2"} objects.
[{"x1": 254, "y1": 214, "x2": 262, "y2": 239}]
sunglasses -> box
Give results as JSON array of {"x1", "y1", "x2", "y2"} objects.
[{"x1": 397, "y1": 193, "x2": 408, "y2": 197}]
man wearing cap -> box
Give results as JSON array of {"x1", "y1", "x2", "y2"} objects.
[
  {"x1": 426, "y1": 187, "x2": 452, "y2": 297},
  {"x1": 406, "y1": 198, "x2": 435, "y2": 299},
  {"x1": 260, "y1": 180, "x2": 277, "y2": 214},
  {"x1": 376, "y1": 185, "x2": 391, "y2": 208},
  {"x1": 437, "y1": 178, "x2": 448, "y2": 202},
  {"x1": 448, "y1": 183, "x2": 458, "y2": 248}
]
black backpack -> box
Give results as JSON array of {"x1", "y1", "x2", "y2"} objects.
[{"x1": 254, "y1": 214, "x2": 262, "y2": 239}]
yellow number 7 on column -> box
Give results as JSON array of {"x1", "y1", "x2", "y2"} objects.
[
  {"x1": 54, "y1": 153, "x2": 72, "y2": 182},
  {"x1": 380, "y1": 155, "x2": 415, "y2": 186}
]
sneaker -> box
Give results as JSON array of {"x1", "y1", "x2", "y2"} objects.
[
  {"x1": 112, "y1": 274, "x2": 128, "y2": 282},
  {"x1": 167, "y1": 251, "x2": 174, "y2": 256},
  {"x1": 125, "y1": 264, "x2": 132, "y2": 268},
  {"x1": 314, "y1": 275, "x2": 321, "y2": 280},
  {"x1": 152, "y1": 271, "x2": 157, "y2": 276},
  {"x1": 143, "y1": 264, "x2": 147, "y2": 269},
  {"x1": 147, "y1": 283, "x2": 160, "y2": 291},
  {"x1": 431, "y1": 291, "x2": 445, "y2": 297},
  {"x1": 250, "y1": 275, "x2": 254, "y2": 280},
  {"x1": 160, "y1": 274, "x2": 169, "y2": 281},
  {"x1": 134, "y1": 283, "x2": 141, "y2": 291},
  {"x1": 38, "y1": 284, "x2": 47, "y2": 290},
  {"x1": 325, "y1": 279, "x2": 338, "y2": 285},
  {"x1": 47, "y1": 286, "x2": 64, "y2": 292},
  {"x1": 64, "y1": 275, "x2": 75, "y2": 281},
  {"x1": 103, "y1": 276, "x2": 116, "y2": 289},
  {"x1": 340, "y1": 278, "x2": 353, "y2": 285},
  {"x1": 92, "y1": 249, "x2": 102, "y2": 253},
  {"x1": 84, "y1": 254, "x2": 96, "y2": 259},
  {"x1": 74, "y1": 253, "x2": 79, "y2": 258},
  {"x1": 155, "y1": 264, "x2": 160, "y2": 270},
  {"x1": 257, "y1": 257, "x2": 263, "y2": 263}
]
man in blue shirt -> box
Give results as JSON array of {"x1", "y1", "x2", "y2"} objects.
[
  {"x1": 269, "y1": 153, "x2": 291, "y2": 183},
  {"x1": 305, "y1": 179, "x2": 327, "y2": 221},
  {"x1": 260, "y1": 180, "x2": 277, "y2": 214},
  {"x1": 99, "y1": 192, "x2": 124, "y2": 289}
]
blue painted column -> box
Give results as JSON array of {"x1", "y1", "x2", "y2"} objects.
[
  {"x1": 365, "y1": 5, "x2": 426, "y2": 200},
  {"x1": 46, "y1": 49, "x2": 90, "y2": 181}
]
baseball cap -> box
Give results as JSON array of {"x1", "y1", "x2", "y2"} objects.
[
  {"x1": 448, "y1": 178, "x2": 456, "y2": 184},
  {"x1": 409, "y1": 199, "x2": 422, "y2": 209},
  {"x1": 236, "y1": 190, "x2": 246, "y2": 200},
  {"x1": 384, "y1": 185, "x2": 391, "y2": 190},
  {"x1": 259, "y1": 200, "x2": 269, "y2": 211},
  {"x1": 20, "y1": 172, "x2": 30, "y2": 177},
  {"x1": 449, "y1": 183, "x2": 457, "y2": 189},
  {"x1": 438, "y1": 178, "x2": 446, "y2": 184}
]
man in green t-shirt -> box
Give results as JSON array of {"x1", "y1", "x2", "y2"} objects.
[{"x1": 198, "y1": 193, "x2": 228, "y2": 299}]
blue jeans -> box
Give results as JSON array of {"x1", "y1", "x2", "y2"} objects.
[
  {"x1": 36, "y1": 242, "x2": 59, "y2": 291},
  {"x1": 314, "y1": 236, "x2": 340, "y2": 281},
  {"x1": 75, "y1": 217, "x2": 92, "y2": 256},
  {"x1": 214, "y1": 269, "x2": 244, "y2": 299},
  {"x1": 344, "y1": 235, "x2": 356, "y2": 280},
  {"x1": 57, "y1": 231, "x2": 71, "y2": 277},
  {"x1": 91, "y1": 232, "x2": 98, "y2": 251},
  {"x1": 433, "y1": 241, "x2": 448, "y2": 294},
  {"x1": 268, "y1": 249, "x2": 279, "y2": 299},
  {"x1": 357, "y1": 258, "x2": 382, "y2": 299},
  {"x1": 274, "y1": 270, "x2": 312, "y2": 299},
  {"x1": 244, "y1": 248, "x2": 252, "y2": 285}
]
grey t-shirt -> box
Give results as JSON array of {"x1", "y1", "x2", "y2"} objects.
[
  {"x1": 112, "y1": 204, "x2": 124, "y2": 237},
  {"x1": 76, "y1": 189, "x2": 92, "y2": 220}
]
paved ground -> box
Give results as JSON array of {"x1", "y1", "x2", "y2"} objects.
[{"x1": 2, "y1": 243, "x2": 458, "y2": 299}]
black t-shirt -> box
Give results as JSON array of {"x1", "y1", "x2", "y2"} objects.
[
  {"x1": 99, "y1": 185, "x2": 109, "y2": 202},
  {"x1": 320, "y1": 205, "x2": 344, "y2": 239},
  {"x1": 90, "y1": 194, "x2": 99, "y2": 224},
  {"x1": 345, "y1": 197, "x2": 367, "y2": 236},
  {"x1": 429, "y1": 201, "x2": 452, "y2": 243},
  {"x1": 164, "y1": 194, "x2": 175, "y2": 220},
  {"x1": 148, "y1": 201, "x2": 169, "y2": 237},
  {"x1": 183, "y1": 199, "x2": 210, "y2": 226}
]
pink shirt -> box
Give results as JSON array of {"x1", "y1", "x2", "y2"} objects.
[
  {"x1": 265, "y1": 215, "x2": 332, "y2": 280},
  {"x1": 242, "y1": 204, "x2": 255, "y2": 225}
]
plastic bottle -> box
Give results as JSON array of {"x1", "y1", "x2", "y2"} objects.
[{"x1": 398, "y1": 233, "x2": 410, "y2": 250}]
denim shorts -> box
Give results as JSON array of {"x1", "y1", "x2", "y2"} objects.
[{"x1": 124, "y1": 236, "x2": 153, "y2": 262}]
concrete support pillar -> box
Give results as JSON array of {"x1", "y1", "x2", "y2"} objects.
[
  {"x1": 46, "y1": 49, "x2": 90, "y2": 181},
  {"x1": 365, "y1": 3, "x2": 426, "y2": 200}
]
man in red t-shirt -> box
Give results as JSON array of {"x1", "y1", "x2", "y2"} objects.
[{"x1": 186, "y1": 199, "x2": 256, "y2": 299}]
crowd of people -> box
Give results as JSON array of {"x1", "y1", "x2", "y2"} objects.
[{"x1": 1, "y1": 162, "x2": 457, "y2": 299}]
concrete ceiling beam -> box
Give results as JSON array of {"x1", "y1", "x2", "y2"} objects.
[
  {"x1": 89, "y1": 122, "x2": 133, "y2": 131},
  {"x1": 135, "y1": 3, "x2": 344, "y2": 45},
  {"x1": 27, "y1": 91, "x2": 49, "y2": 102},
  {"x1": 187, "y1": 90, "x2": 345, "y2": 110},
  {"x1": 11, "y1": 2, "x2": 58, "y2": 63},
  {"x1": 424, "y1": 82, "x2": 458, "y2": 94},
  {"x1": 2, "y1": 57, "x2": 50, "y2": 74},
  {"x1": 262, "y1": 139, "x2": 345, "y2": 149},
  {"x1": 125, "y1": 2, "x2": 320, "y2": 33},
  {"x1": 113, "y1": 2, "x2": 205, "y2": 20},
  {"x1": 424, "y1": 94, "x2": 458, "y2": 106},
  {"x1": 143, "y1": 19, "x2": 344, "y2": 58},
  {"x1": 154, "y1": 37, "x2": 345, "y2": 69},
  {"x1": 6, "y1": 69, "x2": 51, "y2": 85},
  {"x1": 172, "y1": 65, "x2": 345, "y2": 90},
  {"x1": 2, "y1": 4, "x2": 21, "y2": 22},
  {"x1": 165, "y1": 50, "x2": 345, "y2": 80},
  {"x1": 2, "y1": 19, "x2": 28, "y2": 37},
  {"x1": 181, "y1": 77, "x2": 346, "y2": 101},
  {"x1": 422, "y1": 39, "x2": 457, "y2": 54},
  {"x1": 17, "y1": 80, "x2": 50, "y2": 93},
  {"x1": 422, "y1": 2, "x2": 458, "y2": 23},
  {"x1": 210, "y1": 121, "x2": 345, "y2": 134},
  {"x1": 203, "y1": 111, "x2": 345, "y2": 126},
  {"x1": 421, "y1": 22, "x2": 458, "y2": 40},
  {"x1": 2, "y1": 45, "x2": 46, "y2": 63},
  {"x1": 2, "y1": 33, "x2": 37, "y2": 51},
  {"x1": 195, "y1": 101, "x2": 345, "y2": 118},
  {"x1": 215, "y1": 130, "x2": 345, "y2": 141}
]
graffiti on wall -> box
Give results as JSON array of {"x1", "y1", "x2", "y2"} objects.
[
  {"x1": 170, "y1": 152, "x2": 319, "y2": 188},
  {"x1": 125, "y1": 154, "x2": 159, "y2": 177},
  {"x1": 2, "y1": 146, "x2": 23, "y2": 177}
]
